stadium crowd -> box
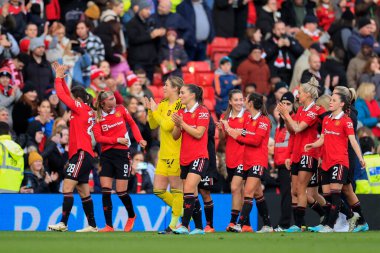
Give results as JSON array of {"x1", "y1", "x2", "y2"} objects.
[{"x1": 0, "y1": 0, "x2": 379, "y2": 204}]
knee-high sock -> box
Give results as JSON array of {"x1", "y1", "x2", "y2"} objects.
[
  {"x1": 153, "y1": 189, "x2": 174, "y2": 207},
  {"x1": 238, "y1": 197, "x2": 253, "y2": 226},
  {"x1": 294, "y1": 206, "x2": 306, "y2": 228},
  {"x1": 204, "y1": 200, "x2": 214, "y2": 228},
  {"x1": 321, "y1": 193, "x2": 331, "y2": 226},
  {"x1": 230, "y1": 209, "x2": 240, "y2": 224},
  {"x1": 60, "y1": 192, "x2": 74, "y2": 225},
  {"x1": 182, "y1": 193, "x2": 195, "y2": 228},
  {"x1": 192, "y1": 197, "x2": 203, "y2": 229},
  {"x1": 327, "y1": 190, "x2": 342, "y2": 228},
  {"x1": 102, "y1": 187, "x2": 113, "y2": 227},
  {"x1": 169, "y1": 188, "x2": 183, "y2": 229},
  {"x1": 256, "y1": 196, "x2": 271, "y2": 227},
  {"x1": 351, "y1": 201, "x2": 366, "y2": 224},
  {"x1": 117, "y1": 191, "x2": 135, "y2": 218},
  {"x1": 81, "y1": 196, "x2": 96, "y2": 227},
  {"x1": 308, "y1": 200, "x2": 325, "y2": 217}
]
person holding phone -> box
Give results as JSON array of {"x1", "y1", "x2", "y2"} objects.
[{"x1": 93, "y1": 91, "x2": 146, "y2": 232}]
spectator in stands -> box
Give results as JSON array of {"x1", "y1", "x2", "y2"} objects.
[
  {"x1": 124, "y1": 95, "x2": 139, "y2": 116},
  {"x1": 359, "y1": 56, "x2": 380, "y2": 100},
  {"x1": 12, "y1": 84, "x2": 38, "y2": 136},
  {"x1": 44, "y1": 88, "x2": 65, "y2": 118},
  {"x1": 229, "y1": 27, "x2": 262, "y2": 71},
  {"x1": 19, "y1": 23, "x2": 47, "y2": 54},
  {"x1": 29, "y1": 99, "x2": 54, "y2": 137},
  {"x1": 20, "y1": 151, "x2": 59, "y2": 193},
  {"x1": 133, "y1": 103, "x2": 153, "y2": 151},
  {"x1": 290, "y1": 42, "x2": 322, "y2": 91},
  {"x1": 153, "y1": 0, "x2": 191, "y2": 45},
  {"x1": 295, "y1": 15, "x2": 330, "y2": 49},
  {"x1": 244, "y1": 83, "x2": 257, "y2": 96},
  {"x1": 44, "y1": 125, "x2": 69, "y2": 191},
  {"x1": 0, "y1": 67, "x2": 22, "y2": 124},
  {"x1": 214, "y1": 56, "x2": 241, "y2": 118},
  {"x1": 45, "y1": 22, "x2": 70, "y2": 63},
  {"x1": 0, "y1": 122, "x2": 24, "y2": 193},
  {"x1": 212, "y1": 0, "x2": 249, "y2": 39},
  {"x1": 266, "y1": 81, "x2": 289, "y2": 109},
  {"x1": 0, "y1": 25, "x2": 19, "y2": 60},
  {"x1": 320, "y1": 47, "x2": 347, "y2": 91},
  {"x1": 126, "y1": 0, "x2": 164, "y2": 81},
  {"x1": 263, "y1": 21, "x2": 304, "y2": 84},
  {"x1": 23, "y1": 37, "x2": 54, "y2": 100},
  {"x1": 75, "y1": 20, "x2": 105, "y2": 86},
  {"x1": 86, "y1": 68, "x2": 106, "y2": 99},
  {"x1": 237, "y1": 45, "x2": 271, "y2": 95},
  {"x1": 300, "y1": 53, "x2": 327, "y2": 94},
  {"x1": 127, "y1": 72, "x2": 146, "y2": 102},
  {"x1": 356, "y1": 82, "x2": 380, "y2": 139},
  {"x1": 177, "y1": 0, "x2": 215, "y2": 61},
  {"x1": 2, "y1": 53, "x2": 28, "y2": 90},
  {"x1": 128, "y1": 151, "x2": 153, "y2": 194},
  {"x1": 347, "y1": 37, "x2": 376, "y2": 89},
  {"x1": 256, "y1": 0, "x2": 279, "y2": 40},
  {"x1": 0, "y1": 107, "x2": 9, "y2": 123},
  {"x1": 316, "y1": 0, "x2": 335, "y2": 31},
  {"x1": 280, "y1": 0, "x2": 315, "y2": 34},
  {"x1": 347, "y1": 17, "x2": 380, "y2": 57},
  {"x1": 26, "y1": 120, "x2": 47, "y2": 153},
  {"x1": 0, "y1": 0, "x2": 27, "y2": 42},
  {"x1": 327, "y1": 9, "x2": 354, "y2": 54},
  {"x1": 135, "y1": 68, "x2": 153, "y2": 99},
  {"x1": 158, "y1": 29, "x2": 188, "y2": 79}
]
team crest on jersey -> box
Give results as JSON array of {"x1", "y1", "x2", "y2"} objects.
[
  {"x1": 239, "y1": 118, "x2": 244, "y2": 123},
  {"x1": 192, "y1": 113, "x2": 196, "y2": 118},
  {"x1": 252, "y1": 121, "x2": 257, "y2": 126},
  {"x1": 259, "y1": 122, "x2": 268, "y2": 130},
  {"x1": 167, "y1": 110, "x2": 171, "y2": 116},
  {"x1": 335, "y1": 120, "x2": 340, "y2": 126},
  {"x1": 115, "y1": 111, "x2": 121, "y2": 117}
]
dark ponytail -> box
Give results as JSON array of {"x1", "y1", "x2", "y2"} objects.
[
  {"x1": 335, "y1": 92, "x2": 351, "y2": 114},
  {"x1": 248, "y1": 93, "x2": 268, "y2": 116},
  {"x1": 224, "y1": 89, "x2": 243, "y2": 120},
  {"x1": 71, "y1": 86, "x2": 91, "y2": 105},
  {"x1": 186, "y1": 84, "x2": 203, "y2": 104}
]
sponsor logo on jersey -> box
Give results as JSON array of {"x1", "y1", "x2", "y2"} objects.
[
  {"x1": 306, "y1": 111, "x2": 317, "y2": 119},
  {"x1": 101, "y1": 121, "x2": 124, "y2": 131},
  {"x1": 324, "y1": 129, "x2": 340, "y2": 136},
  {"x1": 115, "y1": 111, "x2": 121, "y2": 117}
]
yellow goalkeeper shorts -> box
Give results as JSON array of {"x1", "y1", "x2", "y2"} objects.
[{"x1": 155, "y1": 158, "x2": 181, "y2": 177}]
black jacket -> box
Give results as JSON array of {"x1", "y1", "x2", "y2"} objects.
[
  {"x1": 320, "y1": 57, "x2": 348, "y2": 89},
  {"x1": 263, "y1": 35, "x2": 304, "y2": 82},
  {"x1": 229, "y1": 40, "x2": 260, "y2": 71},
  {"x1": 125, "y1": 15, "x2": 160, "y2": 67},
  {"x1": 280, "y1": 0, "x2": 315, "y2": 28},
  {"x1": 94, "y1": 21, "x2": 122, "y2": 65},
  {"x1": 23, "y1": 56, "x2": 54, "y2": 100},
  {"x1": 158, "y1": 43, "x2": 188, "y2": 77},
  {"x1": 152, "y1": 12, "x2": 192, "y2": 44}
]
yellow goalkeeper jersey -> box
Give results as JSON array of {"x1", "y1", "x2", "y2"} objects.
[{"x1": 148, "y1": 98, "x2": 184, "y2": 159}]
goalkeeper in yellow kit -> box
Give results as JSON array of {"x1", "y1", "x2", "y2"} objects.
[{"x1": 144, "y1": 76, "x2": 184, "y2": 234}]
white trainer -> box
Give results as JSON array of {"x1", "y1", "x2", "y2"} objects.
[
  {"x1": 257, "y1": 225, "x2": 274, "y2": 233},
  {"x1": 48, "y1": 222, "x2": 68, "y2": 232},
  {"x1": 319, "y1": 225, "x2": 334, "y2": 233},
  {"x1": 76, "y1": 226, "x2": 98, "y2": 232},
  {"x1": 348, "y1": 212, "x2": 360, "y2": 232},
  {"x1": 229, "y1": 224, "x2": 242, "y2": 233}
]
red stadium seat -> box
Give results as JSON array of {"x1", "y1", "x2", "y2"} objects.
[
  {"x1": 149, "y1": 86, "x2": 164, "y2": 102},
  {"x1": 153, "y1": 73, "x2": 162, "y2": 86},
  {"x1": 184, "y1": 61, "x2": 211, "y2": 73},
  {"x1": 202, "y1": 87, "x2": 215, "y2": 101},
  {"x1": 196, "y1": 72, "x2": 214, "y2": 87},
  {"x1": 227, "y1": 37, "x2": 239, "y2": 50},
  {"x1": 183, "y1": 72, "x2": 196, "y2": 84}
]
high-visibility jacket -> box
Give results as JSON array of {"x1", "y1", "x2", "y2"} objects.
[
  {"x1": 356, "y1": 154, "x2": 380, "y2": 194},
  {"x1": 0, "y1": 135, "x2": 24, "y2": 193}
]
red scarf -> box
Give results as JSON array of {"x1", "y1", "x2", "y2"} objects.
[{"x1": 0, "y1": 85, "x2": 13, "y2": 96}]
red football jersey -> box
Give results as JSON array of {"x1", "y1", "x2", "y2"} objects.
[
  {"x1": 55, "y1": 78, "x2": 95, "y2": 159},
  {"x1": 177, "y1": 103, "x2": 209, "y2": 166},
  {"x1": 236, "y1": 112, "x2": 271, "y2": 170},
  {"x1": 291, "y1": 102, "x2": 325, "y2": 163},
  {"x1": 274, "y1": 114, "x2": 296, "y2": 166},
  {"x1": 321, "y1": 112, "x2": 355, "y2": 171},
  {"x1": 93, "y1": 105, "x2": 143, "y2": 152},
  {"x1": 221, "y1": 109, "x2": 250, "y2": 168}
]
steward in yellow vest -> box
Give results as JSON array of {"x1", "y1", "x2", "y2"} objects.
[{"x1": 0, "y1": 122, "x2": 24, "y2": 193}]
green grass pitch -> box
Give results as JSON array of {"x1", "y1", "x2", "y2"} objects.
[{"x1": 1, "y1": 231, "x2": 378, "y2": 253}]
